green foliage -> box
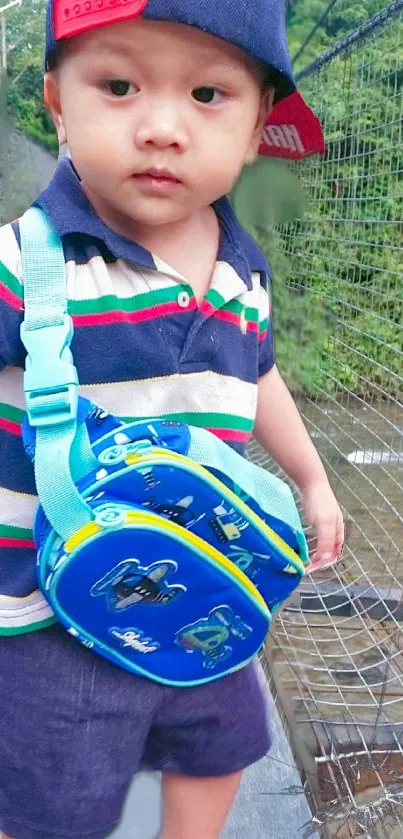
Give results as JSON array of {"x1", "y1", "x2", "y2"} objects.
[
  {"x1": 4, "y1": 0, "x2": 57, "y2": 149},
  {"x1": 233, "y1": 2, "x2": 403, "y2": 398},
  {"x1": 273, "y1": 15, "x2": 403, "y2": 398},
  {"x1": 288, "y1": 0, "x2": 388, "y2": 71},
  {"x1": 232, "y1": 158, "x2": 332, "y2": 393}
]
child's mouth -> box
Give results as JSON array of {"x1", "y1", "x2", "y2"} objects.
[{"x1": 133, "y1": 169, "x2": 182, "y2": 192}]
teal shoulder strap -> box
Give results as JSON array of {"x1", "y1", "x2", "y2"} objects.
[{"x1": 19, "y1": 207, "x2": 94, "y2": 541}]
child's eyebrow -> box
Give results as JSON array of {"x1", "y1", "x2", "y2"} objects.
[
  {"x1": 83, "y1": 39, "x2": 247, "y2": 78},
  {"x1": 194, "y1": 58, "x2": 240, "y2": 74},
  {"x1": 189, "y1": 48, "x2": 246, "y2": 73},
  {"x1": 83, "y1": 39, "x2": 136, "y2": 61},
  {"x1": 188, "y1": 56, "x2": 252, "y2": 85}
]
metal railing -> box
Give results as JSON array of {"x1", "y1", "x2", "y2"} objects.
[{"x1": 253, "y1": 3, "x2": 403, "y2": 836}]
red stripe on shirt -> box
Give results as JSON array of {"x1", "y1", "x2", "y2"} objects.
[
  {"x1": 72, "y1": 299, "x2": 197, "y2": 327},
  {"x1": 206, "y1": 427, "x2": 251, "y2": 444},
  {"x1": 0, "y1": 282, "x2": 23, "y2": 312},
  {"x1": 0, "y1": 538, "x2": 35, "y2": 550},
  {"x1": 0, "y1": 417, "x2": 21, "y2": 436}
]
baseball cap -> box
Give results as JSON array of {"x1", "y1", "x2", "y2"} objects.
[{"x1": 45, "y1": 0, "x2": 325, "y2": 160}]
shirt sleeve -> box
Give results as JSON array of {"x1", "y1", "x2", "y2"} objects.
[
  {"x1": 0, "y1": 222, "x2": 25, "y2": 372},
  {"x1": 258, "y1": 272, "x2": 275, "y2": 377}
]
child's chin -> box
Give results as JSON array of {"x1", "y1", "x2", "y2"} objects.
[{"x1": 130, "y1": 203, "x2": 190, "y2": 227}]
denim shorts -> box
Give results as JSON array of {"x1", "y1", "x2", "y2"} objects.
[{"x1": 0, "y1": 624, "x2": 270, "y2": 839}]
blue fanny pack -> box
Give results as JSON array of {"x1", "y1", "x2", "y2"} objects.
[{"x1": 20, "y1": 207, "x2": 308, "y2": 687}]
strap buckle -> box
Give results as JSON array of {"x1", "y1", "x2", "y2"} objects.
[{"x1": 21, "y1": 315, "x2": 78, "y2": 427}]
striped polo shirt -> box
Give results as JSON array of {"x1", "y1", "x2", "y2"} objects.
[{"x1": 0, "y1": 158, "x2": 275, "y2": 634}]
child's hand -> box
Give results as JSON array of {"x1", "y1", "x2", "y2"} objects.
[{"x1": 301, "y1": 481, "x2": 344, "y2": 573}]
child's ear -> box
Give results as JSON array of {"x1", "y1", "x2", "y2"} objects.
[
  {"x1": 44, "y1": 72, "x2": 67, "y2": 146},
  {"x1": 245, "y1": 87, "x2": 275, "y2": 165}
]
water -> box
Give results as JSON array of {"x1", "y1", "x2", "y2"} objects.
[{"x1": 301, "y1": 396, "x2": 403, "y2": 588}]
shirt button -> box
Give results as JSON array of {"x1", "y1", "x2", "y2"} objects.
[{"x1": 178, "y1": 290, "x2": 190, "y2": 308}]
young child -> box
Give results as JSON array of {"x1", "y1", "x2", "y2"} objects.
[{"x1": 0, "y1": 1, "x2": 344, "y2": 837}]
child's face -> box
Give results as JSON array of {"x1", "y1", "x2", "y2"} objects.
[{"x1": 45, "y1": 19, "x2": 273, "y2": 235}]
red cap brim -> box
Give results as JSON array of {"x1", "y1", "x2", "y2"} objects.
[
  {"x1": 54, "y1": 0, "x2": 149, "y2": 42},
  {"x1": 259, "y1": 90, "x2": 325, "y2": 160}
]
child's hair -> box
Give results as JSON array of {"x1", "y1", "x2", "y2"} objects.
[{"x1": 257, "y1": 63, "x2": 285, "y2": 95}]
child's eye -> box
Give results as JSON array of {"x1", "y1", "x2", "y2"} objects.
[
  {"x1": 192, "y1": 86, "x2": 224, "y2": 105},
  {"x1": 105, "y1": 80, "x2": 136, "y2": 97}
]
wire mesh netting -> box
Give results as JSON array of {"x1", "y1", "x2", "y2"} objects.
[{"x1": 251, "y1": 2, "x2": 403, "y2": 836}]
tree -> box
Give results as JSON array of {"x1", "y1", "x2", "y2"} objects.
[
  {"x1": 5, "y1": 0, "x2": 57, "y2": 150},
  {"x1": 287, "y1": 0, "x2": 389, "y2": 71}
]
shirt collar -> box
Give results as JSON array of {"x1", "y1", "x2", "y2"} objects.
[{"x1": 35, "y1": 158, "x2": 268, "y2": 290}]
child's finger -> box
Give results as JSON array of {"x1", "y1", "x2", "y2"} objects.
[
  {"x1": 305, "y1": 514, "x2": 345, "y2": 574},
  {"x1": 304, "y1": 554, "x2": 339, "y2": 574},
  {"x1": 311, "y1": 515, "x2": 337, "y2": 564},
  {"x1": 334, "y1": 510, "x2": 345, "y2": 555}
]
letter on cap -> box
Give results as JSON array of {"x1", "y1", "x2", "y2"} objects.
[{"x1": 260, "y1": 91, "x2": 325, "y2": 160}]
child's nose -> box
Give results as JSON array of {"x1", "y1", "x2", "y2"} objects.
[{"x1": 135, "y1": 102, "x2": 188, "y2": 152}]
